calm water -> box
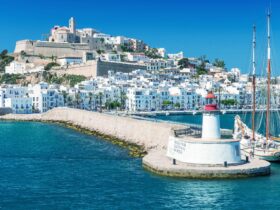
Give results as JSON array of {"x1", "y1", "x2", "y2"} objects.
[
  {"x1": 153, "y1": 112, "x2": 280, "y2": 136},
  {"x1": 1, "y1": 121, "x2": 280, "y2": 209}
]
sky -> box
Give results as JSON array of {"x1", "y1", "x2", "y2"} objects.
[{"x1": 1, "y1": 0, "x2": 280, "y2": 74}]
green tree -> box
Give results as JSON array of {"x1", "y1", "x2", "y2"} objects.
[
  {"x1": 178, "y1": 58, "x2": 189, "y2": 69},
  {"x1": 75, "y1": 91, "x2": 81, "y2": 108},
  {"x1": 144, "y1": 48, "x2": 162, "y2": 59},
  {"x1": 196, "y1": 62, "x2": 207, "y2": 75},
  {"x1": 88, "y1": 92, "x2": 94, "y2": 110},
  {"x1": 196, "y1": 56, "x2": 208, "y2": 76},
  {"x1": 120, "y1": 44, "x2": 134, "y2": 52},
  {"x1": 198, "y1": 55, "x2": 209, "y2": 63},
  {"x1": 213, "y1": 58, "x2": 225, "y2": 68},
  {"x1": 65, "y1": 75, "x2": 86, "y2": 87},
  {"x1": 120, "y1": 91, "x2": 127, "y2": 110},
  {"x1": 162, "y1": 100, "x2": 172, "y2": 109},
  {"x1": 0, "y1": 49, "x2": 8, "y2": 58},
  {"x1": 98, "y1": 92, "x2": 103, "y2": 112},
  {"x1": 221, "y1": 99, "x2": 237, "y2": 108},
  {"x1": 62, "y1": 91, "x2": 68, "y2": 105},
  {"x1": 0, "y1": 49, "x2": 14, "y2": 72},
  {"x1": 174, "y1": 102, "x2": 181, "y2": 109},
  {"x1": 44, "y1": 62, "x2": 60, "y2": 71},
  {"x1": 0, "y1": 74, "x2": 25, "y2": 84}
]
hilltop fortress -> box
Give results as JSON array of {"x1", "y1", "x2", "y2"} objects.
[
  {"x1": 13, "y1": 17, "x2": 151, "y2": 77},
  {"x1": 14, "y1": 17, "x2": 146, "y2": 59}
]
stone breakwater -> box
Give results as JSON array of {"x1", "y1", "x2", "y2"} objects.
[{"x1": 0, "y1": 107, "x2": 183, "y2": 152}]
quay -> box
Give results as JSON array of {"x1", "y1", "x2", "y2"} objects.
[
  {"x1": 128, "y1": 108, "x2": 280, "y2": 117},
  {"x1": 0, "y1": 107, "x2": 271, "y2": 179}
]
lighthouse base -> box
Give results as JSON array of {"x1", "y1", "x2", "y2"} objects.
[
  {"x1": 143, "y1": 150, "x2": 271, "y2": 179},
  {"x1": 166, "y1": 136, "x2": 242, "y2": 165}
]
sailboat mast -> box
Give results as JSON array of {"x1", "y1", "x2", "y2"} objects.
[
  {"x1": 252, "y1": 25, "x2": 256, "y2": 141},
  {"x1": 266, "y1": 11, "x2": 271, "y2": 141}
]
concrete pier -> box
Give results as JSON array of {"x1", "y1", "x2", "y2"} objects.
[{"x1": 143, "y1": 150, "x2": 271, "y2": 178}]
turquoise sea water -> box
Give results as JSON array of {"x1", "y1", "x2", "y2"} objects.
[{"x1": 1, "y1": 120, "x2": 280, "y2": 209}]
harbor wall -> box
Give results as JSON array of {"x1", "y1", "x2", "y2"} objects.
[{"x1": 0, "y1": 107, "x2": 182, "y2": 151}]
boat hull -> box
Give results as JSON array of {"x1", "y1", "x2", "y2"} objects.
[{"x1": 241, "y1": 146, "x2": 280, "y2": 162}]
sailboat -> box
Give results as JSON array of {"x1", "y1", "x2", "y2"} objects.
[{"x1": 233, "y1": 12, "x2": 280, "y2": 162}]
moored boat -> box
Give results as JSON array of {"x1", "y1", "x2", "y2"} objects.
[{"x1": 233, "y1": 12, "x2": 280, "y2": 162}]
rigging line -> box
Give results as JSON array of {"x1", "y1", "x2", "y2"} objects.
[{"x1": 256, "y1": 108, "x2": 264, "y2": 133}]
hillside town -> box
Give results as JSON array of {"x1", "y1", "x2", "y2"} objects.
[{"x1": 1, "y1": 17, "x2": 279, "y2": 114}]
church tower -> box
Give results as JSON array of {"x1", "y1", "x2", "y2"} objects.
[{"x1": 69, "y1": 17, "x2": 76, "y2": 34}]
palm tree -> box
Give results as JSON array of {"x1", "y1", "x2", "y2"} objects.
[
  {"x1": 98, "y1": 92, "x2": 103, "y2": 113},
  {"x1": 88, "y1": 92, "x2": 93, "y2": 110},
  {"x1": 62, "y1": 91, "x2": 67, "y2": 106},
  {"x1": 120, "y1": 91, "x2": 128, "y2": 111},
  {"x1": 75, "y1": 91, "x2": 81, "y2": 109},
  {"x1": 67, "y1": 96, "x2": 73, "y2": 108}
]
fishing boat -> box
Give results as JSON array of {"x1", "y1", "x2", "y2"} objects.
[{"x1": 233, "y1": 12, "x2": 280, "y2": 162}]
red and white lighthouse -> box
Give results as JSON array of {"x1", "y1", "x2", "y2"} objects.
[{"x1": 202, "y1": 91, "x2": 221, "y2": 139}]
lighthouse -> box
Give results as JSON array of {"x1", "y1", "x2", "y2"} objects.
[{"x1": 202, "y1": 91, "x2": 221, "y2": 139}]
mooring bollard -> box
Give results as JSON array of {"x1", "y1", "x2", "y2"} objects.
[
  {"x1": 246, "y1": 156, "x2": 249, "y2": 163},
  {"x1": 173, "y1": 159, "x2": 176, "y2": 165},
  {"x1": 224, "y1": 161, "x2": 228, "y2": 167}
]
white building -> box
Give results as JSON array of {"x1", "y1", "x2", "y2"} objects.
[
  {"x1": 157, "y1": 48, "x2": 166, "y2": 58},
  {"x1": 0, "y1": 85, "x2": 29, "y2": 107},
  {"x1": 126, "y1": 53, "x2": 150, "y2": 62},
  {"x1": 29, "y1": 82, "x2": 64, "y2": 113},
  {"x1": 5, "y1": 97, "x2": 32, "y2": 114},
  {"x1": 5, "y1": 61, "x2": 44, "y2": 74},
  {"x1": 146, "y1": 59, "x2": 174, "y2": 70},
  {"x1": 100, "y1": 53, "x2": 121, "y2": 62},
  {"x1": 167, "y1": 51, "x2": 184, "y2": 60},
  {"x1": 58, "y1": 56, "x2": 83, "y2": 66},
  {"x1": 126, "y1": 88, "x2": 159, "y2": 111}
]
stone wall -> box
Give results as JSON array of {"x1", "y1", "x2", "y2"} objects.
[
  {"x1": 54, "y1": 61, "x2": 97, "y2": 77},
  {"x1": 14, "y1": 40, "x2": 91, "y2": 58},
  {"x1": 53, "y1": 60, "x2": 146, "y2": 78},
  {"x1": 96, "y1": 60, "x2": 146, "y2": 76}
]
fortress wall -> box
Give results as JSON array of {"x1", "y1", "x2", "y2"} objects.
[
  {"x1": 14, "y1": 40, "x2": 91, "y2": 57},
  {"x1": 14, "y1": 40, "x2": 35, "y2": 54},
  {"x1": 53, "y1": 60, "x2": 146, "y2": 78},
  {"x1": 97, "y1": 60, "x2": 146, "y2": 76},
  {"x1": 54, "y1": 61, "x2": 97, "y2": 77}
]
